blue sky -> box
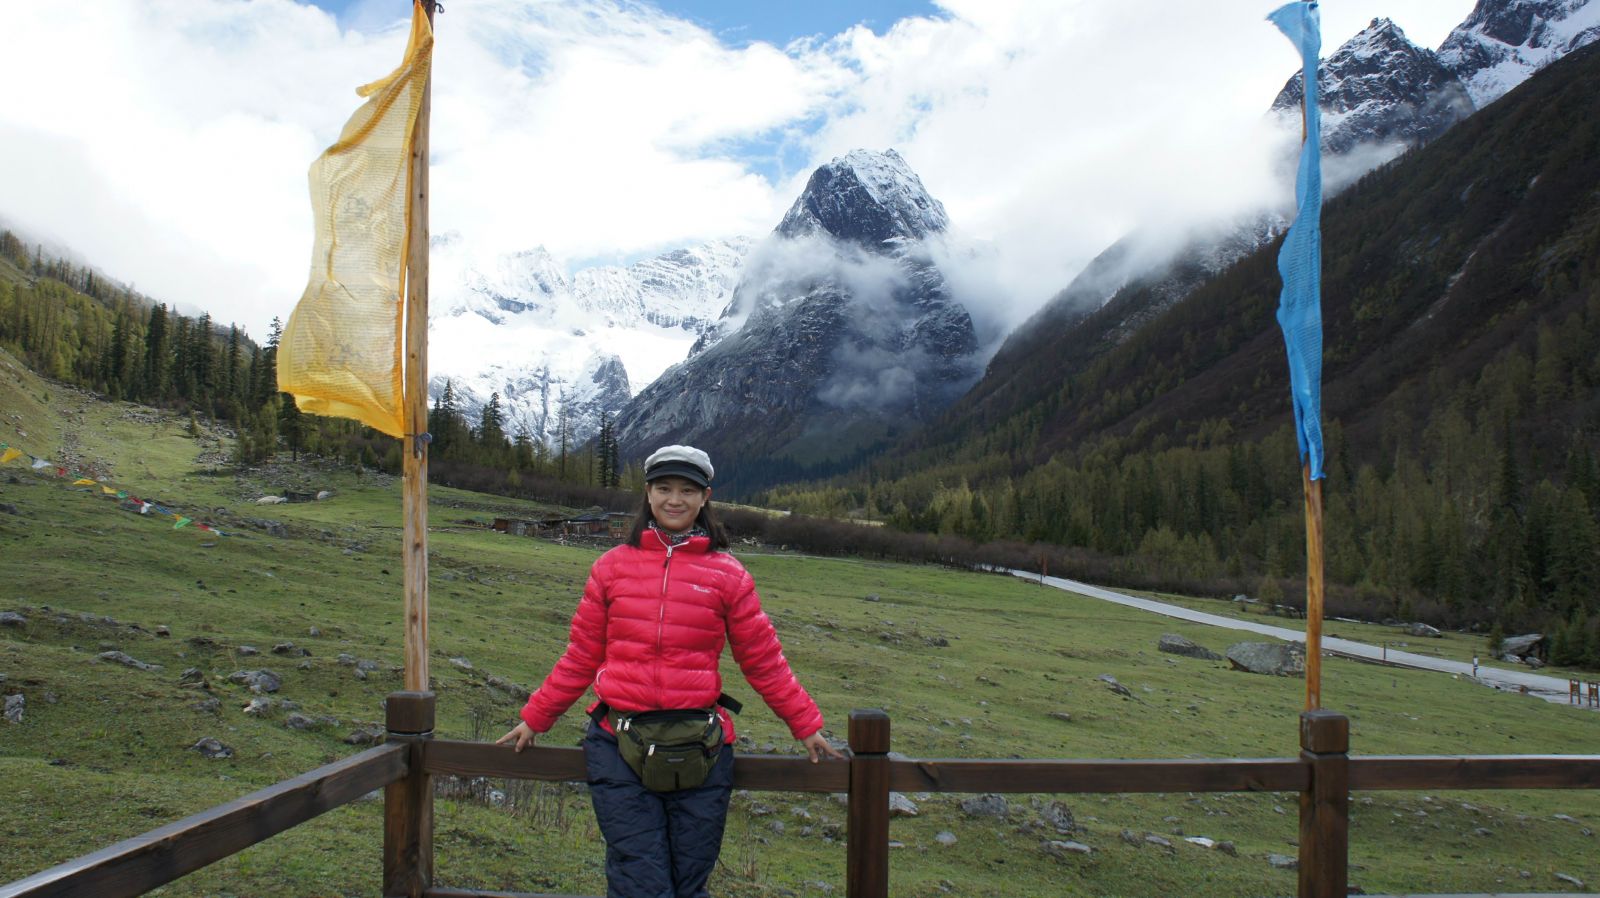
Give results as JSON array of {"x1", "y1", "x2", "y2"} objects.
[
  {"x1": 642, "y1": 1, "x2": 942, "y2": 47},
  {"x1": 309, "y1": 0, "x2": 943, "y2": 47}
]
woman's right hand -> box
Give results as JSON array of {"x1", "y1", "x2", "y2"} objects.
[{"x1": 495, "y1": 721, "x2": 537, "y2": 752}]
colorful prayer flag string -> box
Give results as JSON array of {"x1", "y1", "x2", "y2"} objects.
[{"x1": 0, "y1": 441, "x2": 229, "y2": 537}]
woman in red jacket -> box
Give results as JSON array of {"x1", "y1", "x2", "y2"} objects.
[{"x1": 498, "y1": 444, "x2": 842, "y2": 898}]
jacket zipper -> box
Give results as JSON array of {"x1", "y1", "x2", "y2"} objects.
[{"x1": 657, "y1": 543, "x2": 675, "y2": 697}]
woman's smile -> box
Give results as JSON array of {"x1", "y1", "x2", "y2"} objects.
[{"x1": 647, "y1": 476, "x2": 709, "y2": 532}]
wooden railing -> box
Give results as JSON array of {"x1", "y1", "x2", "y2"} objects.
[{"x1": 4, "y1": 691, "x2": 1597, "y2": 898}]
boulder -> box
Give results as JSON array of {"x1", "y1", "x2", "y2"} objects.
[
  {"x1": 0, "y1": 611, "x2": 26, "y2": 628},
  {"x1": 1226, "y1": 642, "x2": 1306, "y2": 677},
  {"x1": 190, "y1": 737, "x2": 233, "y2": 760},
  {"x1": 227, "y1": 670, "x2": 282, "y2": 693},
  {"x1": 935, "y1": 831, "x2": 957, "y2": 846},
  {"x1": 485, "y1": 675, "x2": 529, "y2": 700},
  {"x1": 1404, "y1": 622, "x2": 1442, "y2": 638},
  {"x1": 1526, "y1": 656, "x2": 1546, "y2": 670},
  {"x1": 1500, "y1": 633, "x2": 1543, "y2": 657},
  {"x1": 1042, "y1": 840, "x2": 1093, "y2": 857},
  {"x1": 888, "y1": 793, "x2": 919, "y2": 817},
  {"x1": 344, "y1": 725, "x2": 385, "y2": 745},
  {"x1": 98, "y1": 651, "x2": 161, "y2": 671},
  {"x1": 284, "y1": 712, "x2": 318, "y2": 731},
  {"x1": 1040, "y1": 801, "x2": 1075, "y2": 833},
  {"x1": 272, "y1": 643, "x2": 309, "y2": 657},
  {"x1": 1096, "y1": 674, "x2": 1134, "y2": 697},
  {"x1": 4, "y1": 693, "x2": 22, "y2": 724},
  {"x1": 448, "y1": 657, "x2": 473, "y2": 671},
  {"x1": 1267, "y1": 854, "x2": 1298, "y2": 869},
  {"x1": 1158, "y1": 634, "x2": 1222, "y2": 660},
  {"x1": 961, "y1": 794, "x2": 1009, "y2": 820}
]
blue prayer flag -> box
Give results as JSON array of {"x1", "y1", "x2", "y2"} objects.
[{"x1": 1269, "y1": 1, "x2": 1325, "y2": 481}]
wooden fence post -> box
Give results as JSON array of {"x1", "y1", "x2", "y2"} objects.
[
  {"x1": 847, "y1": 709, "x2": 890, "y2": 898},
  {"x1": 1298, "y1": 710, "x2": 1349, "y2": 898},
  {"x1": 383, "y1": 691, "x2": 435, "y2": 898}
]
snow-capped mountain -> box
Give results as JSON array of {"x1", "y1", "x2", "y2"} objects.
[
  {"x1": 1272, "y1": 18, "x2": 1474, "y2": 154},
  {"x1": 610, "y1": 149, "x2": 981, "y2": 491},
  {"x1": 1438, "y1": 0, "x2": 1600, "y2": 106},
  {"x1": 427, "y1": 235, "x2": 750, "y2": 447}
]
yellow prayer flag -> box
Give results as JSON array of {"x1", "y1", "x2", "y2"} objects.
[
  {"x1": 72, "y1": 478, "x2": 96, "y2": 487},
  {"x1": 0, "y1": 448, "x2": 21, "y2": 464},
  {"x1": 102, "y1": 485, "x2": 118, "y2": 495},
  {"x1": 277, "y1": 2, "x2": 433, "y2": 438}
]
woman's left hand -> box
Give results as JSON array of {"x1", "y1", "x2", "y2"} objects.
[{"x1": 801, "y1": 731, "x2": 847, "y2": 763}]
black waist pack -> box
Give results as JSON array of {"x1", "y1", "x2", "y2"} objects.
[{"x1": 592, "y1": 694, "x2": 742, "y2": 793}]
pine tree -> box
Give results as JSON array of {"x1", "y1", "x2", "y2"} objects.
[
  {"x1": 225, "y1": 325, "x2": 242, "y2": 401},
  {"x1": 143, "y1": 303, "x2": 171, "y2": 400},
  {"x1": 429, "y1": 380, "x2": 465, "y2": 453},
  {"x1": 257, "y1": 317, "x2": 283, "y2": 408},
  {"x1": 478, "y1": 391, "x2": 506, "y2": 449},
  {"x1": 594, "y1": 414, "x2": 620, "y2": 489},
  {"x1": 556, "y1": 401, "x2": 571, "y2": 480}
]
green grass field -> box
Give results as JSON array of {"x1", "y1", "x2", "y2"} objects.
[{"x1": 2, "y1": 349, "x2": 1598, "y2": 897}]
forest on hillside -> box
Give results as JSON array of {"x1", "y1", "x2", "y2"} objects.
[{"x1": 0, "y1": 230, "x2": 633, "y2": 507}]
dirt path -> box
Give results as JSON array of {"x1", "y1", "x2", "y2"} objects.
[{"x1": 1017, "y1": 571, "x2": 1587, "y2": 707}]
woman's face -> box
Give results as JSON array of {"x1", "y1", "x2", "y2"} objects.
[{"x1": 647, "y1": 476, "x2": 709, "y2": 533}]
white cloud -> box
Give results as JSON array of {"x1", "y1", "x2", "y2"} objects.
[{"x1": 0, "y1": 0, "x2": 1473, "y2": 342}]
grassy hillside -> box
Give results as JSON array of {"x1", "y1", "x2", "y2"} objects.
[{"x1": 2, "y1": 357, "x2": 1598, "y2": 897}]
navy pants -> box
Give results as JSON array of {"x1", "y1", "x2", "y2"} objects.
[{"x1": 583, "y1": 722, "x2": 735, "y2": 898}]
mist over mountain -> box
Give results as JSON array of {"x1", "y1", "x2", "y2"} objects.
[
  {"x1": 426, "y1": 235, "x2": 750, "y2": 447},
  {"x1": 994, "y1": 0, "x2": 1593, "y2": 386},
  {"x1": 610, "y1": 149, "x2": 983, "y2": 494}
]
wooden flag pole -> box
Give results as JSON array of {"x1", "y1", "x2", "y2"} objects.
[
  {"x1": 1303, "y1": 465, "x2": 1325, "y2": 710},
  {"x1": 401, "y1": 0, "x2": 436, "y2": 694}
]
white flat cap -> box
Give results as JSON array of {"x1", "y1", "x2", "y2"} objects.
[{"x1": 643, "y1": 444, "x2": 714, "y2": 486}]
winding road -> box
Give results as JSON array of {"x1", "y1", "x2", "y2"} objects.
[{"x1": 1015, "y1": 571, "x2": 1588, "y2": 707}]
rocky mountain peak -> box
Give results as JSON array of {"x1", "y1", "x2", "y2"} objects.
[
  {"x1": 775, "y1": 148, "x2": 950, "y2": 248},
  {"x1": 1438, "y1": 0, "x2": 1600, "y2": 106},
  {"x1": 1272, "y1": 17, "x2": 1474, "y2": 154}
]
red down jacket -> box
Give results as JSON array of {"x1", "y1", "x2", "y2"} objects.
[{"x1": 520, "y1": 527, "x2": 824, "y2": 743}]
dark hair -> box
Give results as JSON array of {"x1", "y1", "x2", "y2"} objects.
[{"x1": 625, "y1": 485, "x2": 730, "y2": 550}]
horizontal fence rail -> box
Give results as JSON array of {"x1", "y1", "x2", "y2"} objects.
[
  {"x1": 884, "y1": 757, "x2": 1309, "y2": 794},
  {"x1": 0, "y1": 742, "x2": 409, "y2": 898},
  {"x1": 422, "y1": 883, "x2": 592, "y2": 889},
  {"x1": 1349, "y1": 755, "x2": 1600, "y2": 790},
  {"x1": 424, "y1": 739, "x2": 852, "y2": 792}
]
